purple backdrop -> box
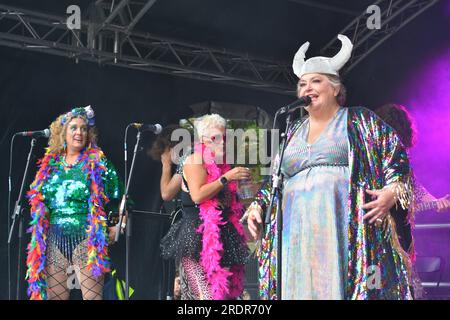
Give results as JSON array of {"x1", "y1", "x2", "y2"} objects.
[
  {"x1": 399, "y1": 45, "x2": 450, "y2": 203},
  {"x1": 398, "y1": 44, "x2": 450, "y2": 298}
]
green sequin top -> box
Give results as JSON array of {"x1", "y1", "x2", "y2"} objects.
[{"x1": 41, "y1": 158, "x2": 122, "y2": 235}]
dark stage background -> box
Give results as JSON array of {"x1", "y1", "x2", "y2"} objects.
[{"x1": 1, "y1": 0, "x2": 449, "y2": 299}]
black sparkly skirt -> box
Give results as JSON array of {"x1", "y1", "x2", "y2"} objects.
[{"x1": 160, "y1": 206, "x2": 248, "y2": 267}]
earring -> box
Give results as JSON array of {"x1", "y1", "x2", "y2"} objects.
[{"x1": 63, "y1": 141, "x2": 67, "y2": 151}]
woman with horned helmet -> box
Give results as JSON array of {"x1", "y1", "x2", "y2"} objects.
[
  {"x1": 246, "y1": 35, "x2": 415, "y2": 299},
  {"x1": 26, "y1": 106, "x2": 122, "y2": 300}
]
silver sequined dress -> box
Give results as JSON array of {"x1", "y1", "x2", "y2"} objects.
[{"x1": 280, "y1": 107, "x2": 350, "y2": 299}]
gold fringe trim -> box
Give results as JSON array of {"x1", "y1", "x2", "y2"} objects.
[
  {"x1": 384, "y1": 214, "x2": 413, "y2": 284},
  {"x1": 392, "y1": 175, "x2": 414, "y2": 212}
]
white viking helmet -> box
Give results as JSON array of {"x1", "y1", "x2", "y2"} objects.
[{"x1": 292, "y1": 34, "x2": 353, "y2": 79}]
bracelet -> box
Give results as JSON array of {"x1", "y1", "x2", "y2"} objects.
[{"x1": 248, "y1": 201, "x2": 262, "y2": 212}]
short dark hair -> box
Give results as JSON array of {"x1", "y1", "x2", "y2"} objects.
[{"x1": 147, "y1": 124, "x2": 182, "y2": 160}]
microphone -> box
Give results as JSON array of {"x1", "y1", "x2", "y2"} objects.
[
  {"x1": 277, "y1": 96, "x2": 311, "y2": 114},
  {"x1": 131, "y1": 123, "x2": 163, "y2": 134},
  {"x1": 15, "y1": 129, "x2": 50, "y2": 138}
]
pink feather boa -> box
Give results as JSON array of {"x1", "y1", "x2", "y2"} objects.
[{"x1": 194, "y1": 143, "x2": 247, "y2": 300}]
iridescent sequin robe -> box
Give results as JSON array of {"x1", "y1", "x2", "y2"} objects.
[{"x1": 255, "y1": 107, "x2": 414, "y2": 300}]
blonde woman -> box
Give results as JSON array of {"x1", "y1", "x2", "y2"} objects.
[
  {"x1": 26, "y1": 106, "x2": 121, "y2": 300},
  {"x1": 161, "y1": 114, "x2": 249, "y2": 299}
]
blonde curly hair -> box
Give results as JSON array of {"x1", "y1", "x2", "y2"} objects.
[{"x1": 48, "y1": 114, "x2": 98, "y2": 154}]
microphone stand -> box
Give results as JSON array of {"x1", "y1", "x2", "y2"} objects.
[
  {"x1": 115, "y1": 130, "x2": 143, "y2": 300},
  {"x1": 8, "y1": 137, "x2": 37, "y2": 300},
  {"x1": 264, "y1": 110, "x2": 296, "y2": 300}
]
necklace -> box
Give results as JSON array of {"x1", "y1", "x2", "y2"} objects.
[{"x1": 61, "y1": 155, "x2": 80, "y2": 168}]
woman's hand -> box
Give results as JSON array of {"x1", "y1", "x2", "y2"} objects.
[
  {"x1": 437, "y1": 194, "x2": 450, "y2": 213},
  {"x1": 161, "y1": 148, "x2": 172, "y2": 167},
  {"x1": 247, "y1": 203, "x2": 263, "y2": 240},
  {"x1": 223, "y1": 167, "x2": 251, "y2": 182},
  {"x1": 362, "y1": 186, "x2": 397, "y2": 224},
  {"x1": 108, "y1": 226, "x2": 117, "y2": 244}
]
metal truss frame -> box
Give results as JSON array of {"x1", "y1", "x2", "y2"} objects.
[
  {"x1": 0, "y1": 3, "x2": 297, "y2": 96},
  {"x1": 288, "y1": 0, "x2": 360, "y2": 16},
  {"x1": 0, "y1": 0, "x2": 441, "y2": 95},
  {"x1": 320, "y1": 0, "x2": 441, "y2": 76}
]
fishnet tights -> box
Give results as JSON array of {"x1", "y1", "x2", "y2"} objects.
[{"x1": 46, "y1": 240, "x2": 104, "y2": 300}]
